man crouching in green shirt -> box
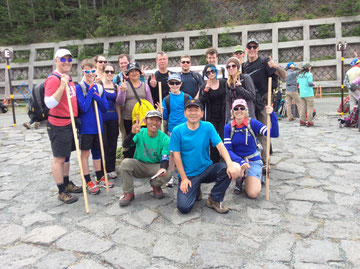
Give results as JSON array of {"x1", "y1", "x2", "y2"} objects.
[{"x1": 119, "y1": 110, "x2": 171, "y2": 206}]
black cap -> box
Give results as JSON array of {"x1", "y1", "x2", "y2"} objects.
[
  {"x1": 126, "y1": 62, "x2": 141, "y2": 75},
  {"x1": 185, "y1": 99, "x2": 203, "y2": 110}
]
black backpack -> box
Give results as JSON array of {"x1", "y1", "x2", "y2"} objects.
[
  {"x1": 0, "y1": 102, "x2": 8, "y2": 113},
  {"x1": 28, "y1": 73, "x2": 61, "y2": 122},
  {"x1": 164, "y1": 93, "x2": 190, "y2": 114}
]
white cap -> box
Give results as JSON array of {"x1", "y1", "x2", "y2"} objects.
[{"x1": 54, "y1": 49, "x2": 73, "y2": 59}]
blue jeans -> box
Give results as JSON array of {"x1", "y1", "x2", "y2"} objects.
[{"x1": 177, "y1": 163, "x2": 231, "y2": 214}]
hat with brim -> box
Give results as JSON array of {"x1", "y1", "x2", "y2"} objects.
[
  {"x1": 302, "y1": 63, "x2": 311, "y2": 69},
  {"x1": 145, "y1": 110, "x2": 162, "y2": 119},
  {"x1": 286, "y1": 62, "x2": 296, "y2": 69},
  {"x1": 233, "y1": 45, "x2": 245, "y2": 53},
  {"x1": 185, "y1": 99, "x2": 203, "y2": 110},
  {"x1": 54, "y1": 49, "x2": 73, "y2": 59},
  {"x1": 246, "y1": 38, "x2": 259, "y2": 46},
  {"x1": 126, "y1": 62, "x2": 141, "y2": 76},
  {"x1": 232, "y1": 99, "x2": 248, "y2": 109},
  {"x1": 167, "y1": 73, "x2": 181, "y2": 82}
]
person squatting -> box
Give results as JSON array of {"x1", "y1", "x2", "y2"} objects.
[{"x1": 45, "y1": 44, "x2": 282, "y2": 214}]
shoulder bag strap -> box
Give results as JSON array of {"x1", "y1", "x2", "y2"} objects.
[{"x1": 128, "y1": 80, "x2": 141, "y2": 106}]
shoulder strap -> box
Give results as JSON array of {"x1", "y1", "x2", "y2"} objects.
[
  {"x1": 247, "y1": 118, "x2": 262, "y2": 152},
  {"x1": 230, "y1": 125, "x2": 236, "y2": 140},
  {"x1": 221, "y1": 67, "x2": 226, "y2": 79},
  {"x1": 79, "y1": 81, "x2": 87, "y2": 97},
  {"x1": 190, "y1": 71, "x2": 200, "y2": 86},
  {"x1": 116, "y1": 74, "x2": 121, "y2": 85},
  {"x1": 165, "y1": 95, "x2": 170, "y2": 114},
  {"x1": 128, "y1": 80, "x2": 141, "y2": 105}
]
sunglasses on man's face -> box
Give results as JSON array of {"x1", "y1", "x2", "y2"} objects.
[
  {"x1": 247, "y1": 45, "x2": 258, "y2": 50},
  {"x1": 226, "y1": 64, "x2": 237, "y2": 69},
  {"x1": 233, "y1": 106, "x2": 246, "y2": 111},
  {"x1": 104, "y1": 70, "x2": 115, "y2": 74},
  {"x1": 234, "y1": 51, "x2": 244, "y2": 55},
  {"x1": 59, "y1": 57, "x2": 72, "y2": 63},
  {"x1": 83, "y1": 69, "x2": 96, "y2": 74},
  {"x1": 168, "y1": 81, "x2": 181, "y2": 86},
  {"x1": 181, "y1": 61, "x2": 190, "y2": 64},
  {"x1": 97, "y1": 60, "x2": 107, "y2": 64},
  {"x1": 206, "y1": 70, "x2": 216, "y2": 75}
]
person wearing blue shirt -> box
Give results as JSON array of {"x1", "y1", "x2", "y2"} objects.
[
  {"x1": 76, "y1": 59, "x2": 111, "y2": 195},
  {"x1": 297, "y1": 63, "x2": 315, "y2": 127},
  {"x1": 224, "y1": 99, "x2": 279, "y2": 198},
  {"x1": 169, "y1": 99, "x2": 239, "y2": 214}
]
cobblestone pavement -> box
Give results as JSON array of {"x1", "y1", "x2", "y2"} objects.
[{"x1": 0, "y1": 107, "x2": 359, "y2": 268}]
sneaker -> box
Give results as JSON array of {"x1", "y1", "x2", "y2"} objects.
[
  {"x1": 306, "y1": 122, "x2": 314, "y2": 127},
  {"x1": 107, "y1": 171, "x2": 117, "y2": 179},
  {"x1": 96, "y1": 176, "x2": 114, "y2": 188},
  {"x1": 34, "y1": 122, "x2": 40, "y2": 129},
  {"x1": 65, "y1": 181, "x2": 83, "y2": 193},
  {"x1": 23, "y1": 122, "x2": 31, "y2": 129},
  {"x1": 87, "y1": 181, "x2": 100, "y2": 195},
  {"x1": 119, "y1": 193, "x2": 135, "y2": 206},
  {"x1": 234, "y1": 178, "x2": 244, "y2": 195},
  {"x1": 152, "y1": 186, "x2": 164, "y2": 199},
  {"x1": 206, "y1": 196, "x2": 229, "y2": 214},
  {"x1": 300, "y1": 120, "x2": 306, "y2": 126},
  {"x1": 166, "y1": 176, "x2": 175, "y2": 188},
  {"x1": 58, "y1": 192, "x2": 78, "y2": 204}
]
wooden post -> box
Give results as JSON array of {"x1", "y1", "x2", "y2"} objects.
[
  {"x1": 266, "y1": 77, "x2": 272, "y2": 201},
  {"x1": 158, "y1": 82, "x2": 164, "y2": 132},
  {"x1": 94, "y1": 100, "x2": 110, "y2": 193},
  {"x1": 65, "y1": 85, "x2": 90, "y2": 213}
]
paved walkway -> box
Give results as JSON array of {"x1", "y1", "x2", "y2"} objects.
[{"x1": 0, "y1": 98, "x2": 359, "y2": 269}]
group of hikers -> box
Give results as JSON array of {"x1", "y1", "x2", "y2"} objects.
[{"x1": 44, "y1": 37, "x2": 322, "y2": 214}]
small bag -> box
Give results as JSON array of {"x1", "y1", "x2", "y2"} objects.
[{"x1": 128, "y1": 81, "x2": 154, "y2": 126}]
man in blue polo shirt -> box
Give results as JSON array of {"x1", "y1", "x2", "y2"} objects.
[{"x1": 169, "y1": 99, "x2": 239, "y2": 214}]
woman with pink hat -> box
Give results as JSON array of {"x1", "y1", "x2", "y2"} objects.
[{"x1": 224, "y1": 99, "x2": 279, "y2": 198}]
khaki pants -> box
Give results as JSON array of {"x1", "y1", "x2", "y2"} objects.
[
  {"x1": 300, "y1": 97, "x2": 314, "y2": 124},
  {"x1": 285, "y1": 91, "x2": 301, "y2": 119},
  {"x1": 119, "y1": 158, "x2": 171, "y2": 193}
]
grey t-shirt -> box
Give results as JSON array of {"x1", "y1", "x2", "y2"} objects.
[{"x1": 286, "y1": 70, "x2": 300, "y2": 92}]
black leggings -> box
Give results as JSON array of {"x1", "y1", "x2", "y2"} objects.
[
  {"x1": 102, "y1": 120, "x2": 119, "y2": 172},
  {"x1": 209, "y1": 119, "x2": 224, "y2": 163},
  {"x1": 123, "y1": 119, "x2": 135, "y2": 158}
]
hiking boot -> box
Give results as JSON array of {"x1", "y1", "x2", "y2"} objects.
[
  {"x1": 87, "y1": 181, "x2": 100, "y2": 195},
  {"x1": 65, "y1": 181, "x2": 83, "y2": 193},
  {"x1": 196, "y1": 188, "x2": 203, "y2": 201},
  {"x1": 206, "y1": 196, "x2": 229, "y2": 214},
  {"x1": 34, "y1": 122, "x2": 40, "y2": 129},
  {"x1": 23, "y1": 122, "x2": 31, "y2": 129},
  {"x1": 306, "y1": 122, "x2": 314, "y2": 127},
  {"x1": 166, "y1": 176, "x2": 175, "y2": 188},
  {"x1": 288, "y1": 117, "x2": 295, "y2": 121},
  {"x1": 119, "y1": 193, "x2": 135, "y2": 206},
  {"x1": 96, "y1": 176, "x2": 114, "y2": 188},
  {"x1": 58, "y1": 192, "x2": 78, "y2": 204},
  {"x1": 152, "y1": 186, "x2": 164, "y2": 199},
  {"x1": 234, "y1": 178, "x2": 244, "y2": 195},
  {"x1": 300, "y1": 120, "x2": 306, "y2": 126},
  {"x1": 107, "y1": 171, "x2": 117, "y2": 179}
]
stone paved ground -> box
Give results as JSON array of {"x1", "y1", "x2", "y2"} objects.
[{"x1": 0, "y1": 100, "x2": 360, "y2": 269}]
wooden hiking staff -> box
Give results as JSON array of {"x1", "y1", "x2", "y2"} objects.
[
  {"x1": 158, "y1": 81, "x2": 164, "y2": 132},
  {"x1": 94, "y1": 100, "x2": 110, "y2": 193},
  {"x1": 65, "y1": 84, "x2": 90, "y2": 213},
  {"x1": 266, "y1": 77, "x2": 272, "y2": 201}
]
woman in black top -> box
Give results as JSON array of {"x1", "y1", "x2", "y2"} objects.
[{"x1": 199, "y1": 64, "x2": 227, "y2": 163}]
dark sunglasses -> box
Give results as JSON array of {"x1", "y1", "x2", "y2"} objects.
[
  {"x1": 104, "y1": 70, "x2": 115, "y2": 74},
  {"x1": 97, "y1": 60, "x2": 107, "y2": 64},
  {"x1": 226, "y1": 64, "x2": 237, "y2": 69},
  {"x1": 181, "y1": 61, "x2": 190, "y2": 64},
  {"x1": 247, "y1": 45, "x2": 258, "y2": 50},
  {"x1": 168, "y1": 81, "x2": 181, "y2": 86},
  {"x1": 206, "y1": 70, "x2": 216, "y2": 75},
  {"x1": 233, "y1": 106, "x2": 246, "y2": 111},
  {"x1": 83, "y1": 69, "x2": 96, "y2": 74},
  {"x1": 59, "y1": 57, "x2": 72, "y2": 63},
  {"x1": 234, "y1": 51, "x2": 244, "y2": 55}
]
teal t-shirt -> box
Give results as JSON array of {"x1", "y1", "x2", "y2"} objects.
[
  {"x1": 133, "y1": 128, "x2": 170, "y2": 163},
  {"x1": 169, "y1": 121, "x2": 221, "y2": 177},
  {"x1": 297, "y1": 72, "x2": 314, "y2": 98}
]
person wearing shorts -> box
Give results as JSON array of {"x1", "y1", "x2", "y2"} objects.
[
  {"x1": 44, "y1": 49, "x2": 82, "y2": 204},
  {"x1": 224, "y1": 99, "x2": 279, "y2": 199}
]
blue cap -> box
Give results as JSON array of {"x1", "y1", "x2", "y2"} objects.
[
  {"x1": 167, "y1": 73, "x2": 181, "y2": 82},
  {"x1": 286, "y1": 62, "x2": 296, "y2": 69},
  {"x1": 350, "y1": 58, "x2": 360, "y2": 67}
]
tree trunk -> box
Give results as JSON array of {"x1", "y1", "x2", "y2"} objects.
[
  {"x1": 29, "y1": 0, "x2": 36, "y2": 25},
  {"x1": 93, "y1": 0, "x2": 96, "y2": 12},
  {"x1": 6, "y1": 0, "x2": 13, "y2": 27},
  {"x1": 78, "y1": 0, "x2": 81, "y2": 9}
]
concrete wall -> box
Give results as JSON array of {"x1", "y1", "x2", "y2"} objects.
[{"x1": 1, "y1": 15, "x2": 359, "y2": 99}]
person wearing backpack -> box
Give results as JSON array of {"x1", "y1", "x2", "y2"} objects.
[
  {"x1": 179, "y1": 55, "x2": 204, "y2": 98},
  {"x1": 200, "y1": 48, "x2": 227, "y2": 80},
  {"x1": 76, "y1": 59, "x2": 111, "y2": 195},
  {"x1": 113, "y1": 54, "x2": 146, "y2": 86},
  {"x1": 44, "y1": 49, "x2": 82, "y2": 204},
  {"x1": 224, "y1": 99, "x2": 279, "y2": 198},
  {"x1": 162, "y1": 73, "x2": 192, "y2": 187},
  {"x1": 297, "y1": 63, "x2": 315, "y2": 127},
  {"x1": 116, "y1": 62, "x2": 154, "y2": 158},
  {"x1": 199, "y1": 64, "x2": 227, "y2": 163}
]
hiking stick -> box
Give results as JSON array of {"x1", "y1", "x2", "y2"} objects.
[
  {"x1": 94, "y1": 100, "x2": 110, "y2": 193},
  {"x1": 158, "y1": 82, "x2": 164, "y2": 132},
  {"x1": 65, "y1": 84, "x2": 89, "y2": 213},
  {"x1": 266, "y1": 77, "x2": 272, "y2": 201}
]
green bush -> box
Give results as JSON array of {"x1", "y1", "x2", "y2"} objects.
[
  {"x1": 65, "y1": 45, "x2": 79, "y2": 59},
  {"x1": 193, "y1": 31, "x2": 212, "y2": 49},
  {"x1": 162, "y1": 40, "x2": 180, "y2": 52},
  {"x1": 78, "y1": 44, "x2": 103, "y2": 60},
  {"x1": 12, "y1": 50, "x2": 30, "y2": 63},
  {"x1": 108, "y1": 42, "x2": 127, "y2": 56},
  {"x1": 343, "y1": 24, "x2": 360, "y2": 37},
  {"x1": 317, "y1": 24, "x2": 335, "y2": 39},
  {"x1": 218, "y1": 32, "x2": 238, "y2": 47}
]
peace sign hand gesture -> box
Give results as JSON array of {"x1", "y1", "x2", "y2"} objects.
[
  {"x1": 131, "y1": 116, "x2": 145, "y2": 134},
  {"x1": 150, "y1": 74, "x2": 157, "y2": 87},
  {"x1": 119, "y1": 77, "x2": 127, "y2": 91}
]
